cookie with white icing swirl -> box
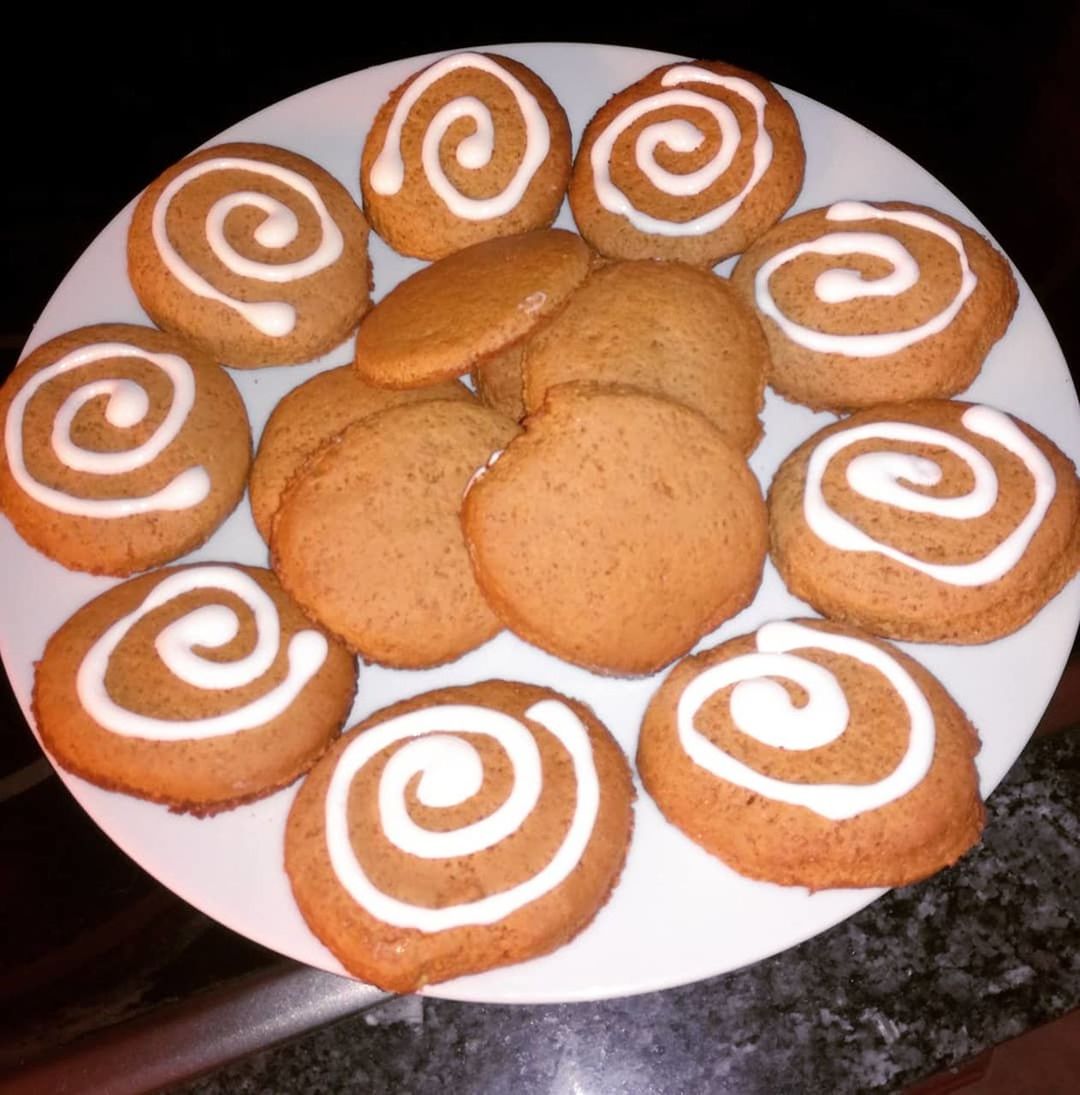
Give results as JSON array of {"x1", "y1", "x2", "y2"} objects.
[
  {"x1": 128, "y1": 142, "x2": 372, "y2": 367},
  {"x1": 33, "y1": 564, "x2": 357, "y2": 815},
  {"x1": 285, "y1": 680, "x2": 634, "y2": 992},
  {"x1": 637, "y1": 619, "x2": 984, "y2": 890},
  {"x1": 730, "y1": 201, "x2": 1018, "y2": 411},
  {"x1": 0, "y1": 323, "x2": 250, "y2": 576},
  {"x1": 768, "y1": 400, "x2": 1080, "y2": 643},
  {"x1": 568, "y1": 60, "x2": 804, "y2": 265}
]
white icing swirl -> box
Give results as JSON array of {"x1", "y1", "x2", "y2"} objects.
[
  {"x1": 589, "y1": 65, "x2": 773, "y2": 236},
  {"x1": 151, "y1": 155, "x2": 344, "y2": 336},
  {"x1": 4, "y1": 341, "x2": 210, "y2": 518},
  {"x1": 804, "y1": 405, "x2": 1056, "y2": 587},
  {"x1": 753, "y1": 201, "x2": 978, "y2": 357},
  {"x1": 325, "y1": 699, "x2": 600, "y2": 932},
  {"x1": 677, "y1": 621, "x2": 935, "y2": 820},
  {"x1": 369, "y1": 52, "x2": 551, "y2": 222},
  {"x1": 76, "y1": 566, "x2": 329, "y2": 741}
]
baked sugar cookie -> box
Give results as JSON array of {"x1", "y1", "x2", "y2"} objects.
[
  {"x1": 128, "y1": 142, "x2": 372, "y2": 367},
  {"x1": 353, "y1": 229, "x2": 591, "y2": 388},
  {"x1": 730, "y1": 201, "x2": 1018, "y2": 411},
  {"x1": 0, "y1": 324, "x2": 250, "y2": 576},
  {"x1": 361, "y1": 52, "x2": 572, "y2": 260},
  {"x1": 637, "y1": 619, "x2": 984, "y2": 890},
  {"x1": 569, "y1": 61, "x2": 804, "y2": 265},
  {"x1": 462, "y1": 383, "x2": 767, "y2": 676},
  {"x1": 522, "y1": 260, "x2": 767, "y2": 453},
  {"x1": 768, "y1": 400, "x2": 1080, "y2": 643},
  {"x1": 249, "y1": 365, "x2": 472, "y2": 542},
  {"x1": 33, "y1": 564, "x2": 356, "y2": 816},
  {"x1": 285, "y1": 680, "x2": 634, "y2": 992},
  {"x1": 271, "y1": 400, "x2": 519, "y2": 668}
]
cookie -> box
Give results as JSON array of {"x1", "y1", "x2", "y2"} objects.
[
  {"x1": 0, "y1": 323, "x2": 251, "y2": 576},
  {"x1": 637, "y1": 619, "x2": 984, "y2": 890},
  {"x1": 568, "y1": 60, "x2": 804, "y2": 266},
  {"x1": 285, "y1": 680, "x2": 634, "y2": 992},
  {"x1": 768, "y1": 400, "x2": 1080, "y2": 643},
  {"x1": 461, "y1": 383, "x2": 767, "y2": 676},
  {"x1": 128, "y1": 142, "x2": 372, "y2": 367},
  {"x1": 471, "y1": 342, "x2": 526, "y2": 422},
  {"x1": 522, "y1": 260, "x2": 767, "y2": 453},
  {"x1": 729, "y1": 201, "x2": 1019, "y2": 411},
  {"x1": 353, "y1": 229, "x2": 591, "y2": 388},
  {"x1": 271, "y1": 400, "x2": 519, "y2": 668},
  {"x1": 249, "y1": 365, "x2": 473, "y2": 542},
  {"x1": 33, "y1": 563, "x2": 357, "y2": 816},
  {"x1": 360, "y1": 52, "x2": 573, "y2": 260}
]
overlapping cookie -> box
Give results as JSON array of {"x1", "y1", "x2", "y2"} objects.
[
  {"x1": 637, "y1": 619, "x2": 984, "y2": 890},
  {"x1": 285, "y1": 680, "x2": 635, "y2": 992},
  {"x1": 33, "y1": 563, "x2": 357, "y2": 815},
  {"x1": 271, "y1": 400, "x2": 519, "y2": 668},
  {"x1": 569, "y1": 60, "x2": 804, "y2": 265},
  {"x1": 521, "y1": 260, "x2": 767, "y2": 453},
  {"x1": 462, "y1": 383, "x2": 767, "y2": 676},
  {"x1": 0, "y1": 324, "x2": 251, "y2": 576},
  {"x1": 129, "y1": 142, "x2": 372, "y2": 367},
  {"x1": 471, "y1": 342, "x2": 527, "y2": 422},
  {"x1": 768, "y1": 400, "x2": 1080, "y2": 642},
  {"x1": 730, "y1": 201, "x2": 1018, "y2": 411},
  {"x1": 249, "y1": 365, "x2": 473, "y2": 542},
  {"x1": 361, "y1": 52, "x2": 573, "y2": 259}
]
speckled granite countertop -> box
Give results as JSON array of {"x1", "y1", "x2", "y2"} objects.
[{"x1": 177, "y1": 726, "x2": 1079, "y2": 1095}]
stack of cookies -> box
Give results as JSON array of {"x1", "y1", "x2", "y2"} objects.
[{"x1": 4, "y1": 48, "x2": 1078, "y2": 995}]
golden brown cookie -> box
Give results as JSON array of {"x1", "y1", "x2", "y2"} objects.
[
  {"x1": 637, "y1": 619, "x2": 984, "y2": 890},
  {"x1": 471, "y1": 342, "x2": 526, "y2": 422},
  {"x1": 0, "y1": 324, "x2": 251, "y2": 576},
  {"x1": 768, "y1": 400, "x2": 1080, "y2": 643},
  {"x1": 353, "y1": 229, "x2": 591, "y2": 389},
  {"x1": 360, "y1": 52, "x2": 573, "y2": 260},
  {"x1": 33, "y1": 563, "x2": 357, "y2": 816},
  {"x1": 271, "y1": 400, "x2": 519, "y2": 668},
  {"x1": 522, "y1": 260, "x2": 767, "y2": 453},
  {"x1": 285, "y1": 680, "x2": 634, "y2": 992},
  {"x1": 729, "y1": 201, "x2": 1018, "y2": 411},
  {"x1": 128, "y1": 142, "x2": 372, "y2": 367},
  {"x1": 249, "y1": 365, "x2": 473, "y2": 542},
  {"x1": 461, "y1": 383, "x2": 767, "y2": 676},
  {"x1": 569, "y1": 60, "x2": 804, "y2": 265}
]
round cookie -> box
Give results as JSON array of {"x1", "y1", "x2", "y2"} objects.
[
  {"x1": 522, "y1": 260, "x2": 767, "y2": 454},
  {"x1": 128, "y1": 142, "x2": 372, "y2": 367},
  {"x1": 353, "y1": 229, "x2": 591, "y2": 389},
  {"x1": 471, "y1": 342, "x2": 526, "y2": 422},
  {"x1": 568, "y1": 60, "x2": 804, "y2": 266},
  {"x1": 360, "y1": 51, "x2": 573, "y2": 260},
  {"x1": 33, "y1": 563, "x2": 357, "y2": 816},
  {"x1": 768, "y1": 400, "x2": 1080, "y2": 643},
  {"x1": 461, "y1": 383, "x2": 767, "y2": 676},
  {"x1": 271, "y1": 400, "x2": 519, "y2": 668},
  {"x1": 0, "y1": 323, "x2": 251, "y2": 576},
  {"x1": 729, "y1": 200, "x2": 1019, "y2": 412},
  {"x1": 637, "y1": 619, "x2": 984, "y2": 890},
  {"x1": 285, "y1": 680, "x2": 635, "y2": 992},
  {"x1": 249, "y1": 365, "x2": 473, "y2": 542}
]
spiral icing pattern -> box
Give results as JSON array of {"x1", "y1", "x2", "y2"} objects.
[{"x1": 324, "y1": 699, "x2": 600, "y2": 932}]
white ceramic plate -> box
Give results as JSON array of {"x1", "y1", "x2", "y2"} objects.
[{"x1": 3, "y1": 43, "x2": 1078, "y2": 1005}]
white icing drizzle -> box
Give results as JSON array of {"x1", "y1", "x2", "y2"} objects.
[
  {"x1": 325, "y1": 699, "x2": 600, "y2": 932},
  {"x1": 151, "y1": 156, "x2": 344, "y2": 336},
  {"x1": 369, "y1": 52, "x2": 551, "y2": 222},
  {"x1": 589, "y1": 64, "x2": 773, "y2": 237},
  {"x1": 753, "y1": 201, "x2": 978, "y2": 357},
  {"x1": 804, "y1": 405, "x2": 1056, "y2": 587},
  {"x1": 4, "y1": 341, "x2": 210, "y2": 518},
  {"x1": 677, "y1": 621, "x2": 935, "y2": 820},
  {"x1": 76, "y1": 566, "x2": 329, "y2": 741}
]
